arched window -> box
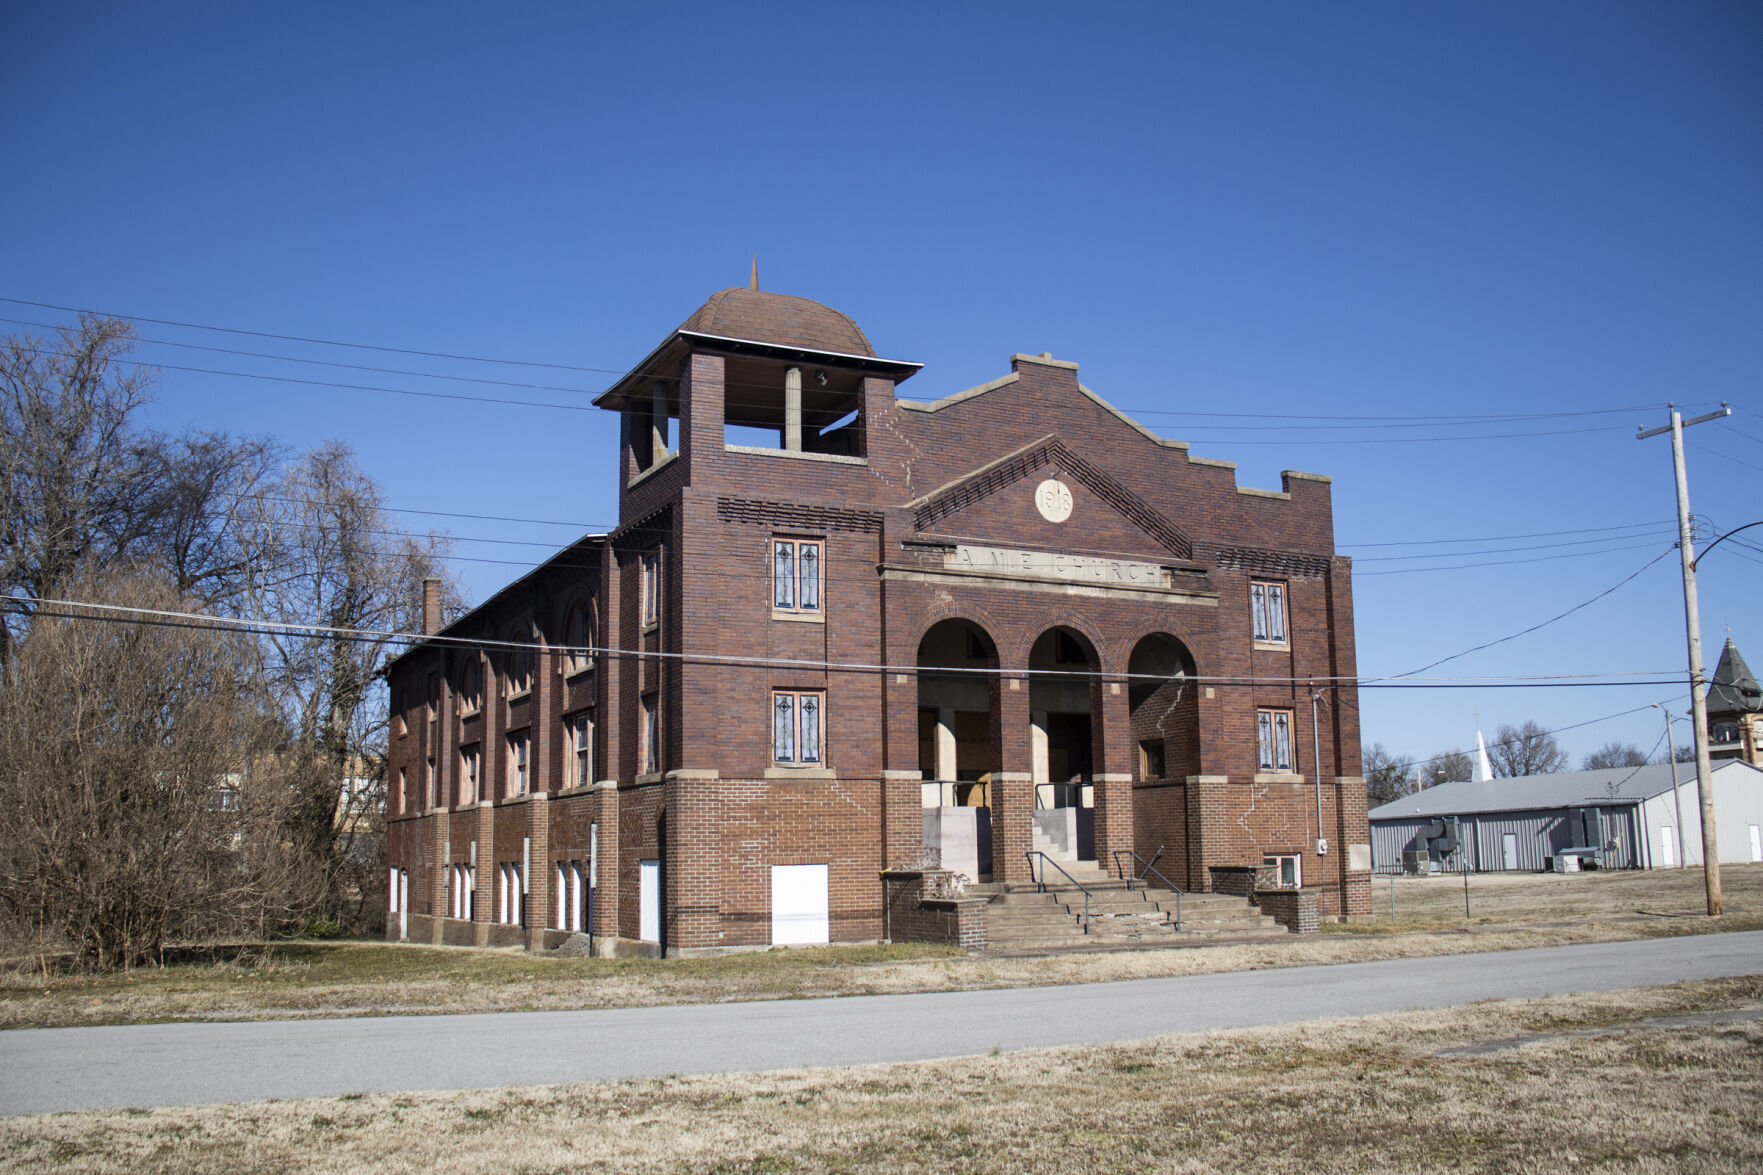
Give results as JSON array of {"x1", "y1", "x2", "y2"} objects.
[
  {"x1": 506, "y1": 637, "x2": 533, "y2": 697},
  {"x1": 564, "y1": 600, "x2": 594, "y2": 675},
  {"x1": 460, "y1": 657, "x2": 483, "y2": 715}
]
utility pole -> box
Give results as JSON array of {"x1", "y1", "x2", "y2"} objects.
[
  {"x1": 1653, "y1": 703, "x2": 1686, "y2": 869},
  {"x1": 1637, "y1": 402, "x2": 1730, "y2": 915}
]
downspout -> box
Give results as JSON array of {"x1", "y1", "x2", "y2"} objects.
[{"x1": 1310, "y1": 687, "x2": 1327, "y2": 861}]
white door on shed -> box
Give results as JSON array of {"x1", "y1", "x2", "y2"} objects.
[
  {"x1": 1501, "y1": 833, "x2": 1518, "y2": 870},
  {"x1": 770, "y1": 864, "x2": 830, "y2": 945},
  {"x1": 639, "y1": 859, "x2": 660, "y2": 943},
  {"x1": 1658, "y1": 826, "x2": 1676, "y2": 868},
  {"x1": 1750, "y1": 825, "x2": 1761, "y2": 863}
]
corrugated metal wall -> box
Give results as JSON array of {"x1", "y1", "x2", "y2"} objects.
[{"x1": 1372, "y1": 805, "x2": 1643, "y2": 872}]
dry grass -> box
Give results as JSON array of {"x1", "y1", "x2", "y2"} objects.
[
  {"x1": 4, "y1": 864, "x2": 1761, "y2": 1031},
  {"x1": 4, "y1": 975, "x2": 1761, "y2": 1173}
]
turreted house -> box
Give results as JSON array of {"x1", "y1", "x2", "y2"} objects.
[
  {"x1": 1708, "y1": 637, "x2": 1763, "y2": 768},
  {"x1": 383, "y1": 286, "x2": 1372, "y2": 954}
]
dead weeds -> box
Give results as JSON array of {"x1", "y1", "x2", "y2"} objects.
[
  {"x1": 4, "y1": 976, "x2": 1761, "y2": 1173},
  {"x1": 3, "y1": 864, "x2": 1761, "y2": 1032}
]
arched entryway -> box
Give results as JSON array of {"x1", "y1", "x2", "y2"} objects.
[
  {"x1": 1128, "y1": 633, "x2": 1199, "y2": 781},
  {"x1": 917, "y1": 619, "x2": 998, "y2": 879},
  {"x1": 1126, "y1": 633, "x2": 1200, "y2": 887},
  {"x1": 1029, "y1": 626, "x2": 1100, "y2": 862}
]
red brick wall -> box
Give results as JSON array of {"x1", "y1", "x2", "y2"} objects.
[{"x1": 384, "y1": 335, "x2": 1369, "y2": 951}]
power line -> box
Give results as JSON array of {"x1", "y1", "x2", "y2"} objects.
[
  {"x1": 1340, "y1": 519, "x2": 1673, "y2": 550},
  {"x1": 0, "y1": 315, "x2": 602, "y2": 396},
  {"x1": 1381, "y1": 701, "x2": 1674, "y2": 774},
  {"x1": 13, "y1": 346, "x2": 599, "y2": 414},
  {"x1": 1373, "y1": 548, "x2": 1676, "y2": 680},
  {"x1": 1354, "y1": 540, "x2": 1671, "y2": 576},
  {"x1": 0, "y1": 296, "x2": 614, "y2": 373},
  {"x1": 1351, "y1": 528, "x2": 1676, "y2": 563},
  {"x1": 5, "y1": 299, "x2": 1694, "y2": 439},
  {"x1": 5, "y1": 594, "x2": 1683, "y2": 689},
  {"x1": 1688, "y1": 440, "x2": 1763, "y2": 475}
]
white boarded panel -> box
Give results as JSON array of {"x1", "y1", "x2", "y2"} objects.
[
  {"x1": 770, "y1": 864, "x2": 830, "y2": 945},
  {"x1": 639, "y1": 859, "x2": 660, "y2": 943}
]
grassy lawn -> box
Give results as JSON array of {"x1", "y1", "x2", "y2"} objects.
[
  {"x1": 4, "y1": 864, "x2": 1761, "y2": 1031},
  {"x1": 5, "y1": 975, "x2": 1760, "y2": 1173}
]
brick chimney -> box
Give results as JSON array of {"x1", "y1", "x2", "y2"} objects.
[{"x1": 421, "y1": 577, "x2": 441, "y2": 636}]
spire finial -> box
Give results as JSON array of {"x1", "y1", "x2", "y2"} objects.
[{"x1": 749, "y1": 255, "x2": 759, "y2": 291}]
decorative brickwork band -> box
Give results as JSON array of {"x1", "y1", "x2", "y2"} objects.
[
  {"x1": 716, "y1": 496, "x2": 885, "y2": 534},
  {"x1": 1198, "y1": 544, "x2": 1332, "y2": 578}
]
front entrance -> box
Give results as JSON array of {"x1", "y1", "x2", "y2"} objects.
[
  {"x1": 1030, "y1": 628, "x2": 1097, "y2": 862},
  {"x1": 918, "y1": 620, "x2": 998, "y2": 880},
  {"x1": 1502, "y1": 832, "x2": 1519, "y2": 870}
]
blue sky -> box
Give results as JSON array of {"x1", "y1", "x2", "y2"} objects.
[{"x1": 4, "y1": 2, "x2": 1759, "y2": 768}]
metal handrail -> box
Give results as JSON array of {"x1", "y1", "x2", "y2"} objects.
[
  {"x1": 1024, "y1": 851, "x2": 1092, "y2": 934},
  {"x1": 1111, "y1": 846, "x2": 1185, "y2": 931},
  {"x1": 1112, "y1": 843, "x2": 1164, "y2": 886}
]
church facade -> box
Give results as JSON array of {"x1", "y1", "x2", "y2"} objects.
[{"x1": 383, "y1": 287, "x2": 1373, "y2": 954}]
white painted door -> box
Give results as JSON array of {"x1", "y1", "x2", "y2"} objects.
[
  {"x1": 1501, "y1": 833, "x2": 1518, "y2": 871},
  {"x1": 398, "y1": 871, "x2": 408, "y2": 941},
  {"x1": 770, "y1": 864, "x2": 830, "y2": 945},
  {"x1": 1659, "y1": 826, "x2": 1676, "y2": 868},
  {"x1": 639, "y1": 859, "x2": 660, "y2": 943},
  {"x1": 1750, "y1": 825, "x2": 1761, "y2": 863}
]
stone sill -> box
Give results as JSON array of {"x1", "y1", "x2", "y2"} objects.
[
  {"x1": 724, "y1": 444, "x2": 867, "y2": 466},
  {"x1": 765, "y1": 766, "x2": 836, "y2": 780},
  {"x1": 626, "y1": 449, "x2": 679, "y2": 488},
  {"x1": 1253, "y1": 773, "x2": 1305, "y2": 785},
  {"x1": 771, "y1": 610, "x2": 825, "y2": 624}
]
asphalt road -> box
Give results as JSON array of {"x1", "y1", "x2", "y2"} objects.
[{"x1": 4, "y1": 931, "x2": 1761, "y2": 1117}]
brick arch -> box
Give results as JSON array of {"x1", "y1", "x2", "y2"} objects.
[
  {"x1": 1108, "y1": 626, "x2": 1209, "y2": 682},
  {"x1": 904, "y1": 606, "x2": 1006, "y2": 669},
  {"x1": 1008, "y1": 618, "x2": 1108, "y2": 674},
  {"x1": 556, "y1": 591, "x2": 597, "y2": 673},
  {"x1": 1125, "y1": 631, "x2": 1202, "y2": 784}
]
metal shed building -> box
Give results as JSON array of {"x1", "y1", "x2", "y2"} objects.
[{"x1": 1368, "y1": 761, "x2": 1763, "y2": 873}]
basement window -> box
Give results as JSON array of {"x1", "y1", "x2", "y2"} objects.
[{"x1": 1263, "y1": 853, "x2": 1301, "y2": 889}]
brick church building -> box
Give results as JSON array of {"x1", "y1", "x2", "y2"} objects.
[{"x1": 384, "y1": 286, "x2": 1373, "y2": 954}]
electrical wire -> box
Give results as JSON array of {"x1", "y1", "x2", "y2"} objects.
[
  {"x1": 5, "y1": 300, "x2": 1706, "y2": 438},
  {"x1": 3, "y1": 594, "x2": 1685, "y2": 689},
  {"x1": 0, "y1": 295, "x2": 615, "y2": 373},
  {"x1": 1353, "y1": 540, "x2": 1670, "y2": 576},
  {"x1": 0, "y1": 315, "x2": 602, "y2": 396},
  {"x1": 1688, "y1": 440, "x2": 1763, "y2": 475},
  {"x1": 1340, "y1": 519, "x2": 1673, "y2": 550},
  {"x1": 1350, "y1": 528, "x2": 1676, "y2": 563},
  {"x1": 1374, "y1": 548, "x2": 1678, "y2": 681}
]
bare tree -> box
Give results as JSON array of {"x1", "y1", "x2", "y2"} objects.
[
  {"x1": 0, "y1": 317, "x2": 157, "y2": 663},
  {"x1": 0, "y1": 572, "x2": 305, "y2": 969},
  {"x1": 241, "y1": 442, "x2": 457, "y2": 928},
  {"x1": 136, "y1": 430, "x2": 284, "y2": 608},
  {"x1": 2, "y1": 319, "x2": 465, "y2": 953},
  {"x1": 1363, "y1": 743, "x2": 1418, "y2": 806},
  {"x1": 1489, "y1": 720, "x2": 1570, "y2": 778},
  {"x1": 1423, "y1": 748, "x2": 1474, "y2": 787},
  {"x1": 1582, "y1": 741, "x2": 1648, "y2": 770}
]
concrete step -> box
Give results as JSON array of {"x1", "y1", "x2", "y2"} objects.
[{"x1": 979, "y1": 885, "x2": 1285, "y2": 955}]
